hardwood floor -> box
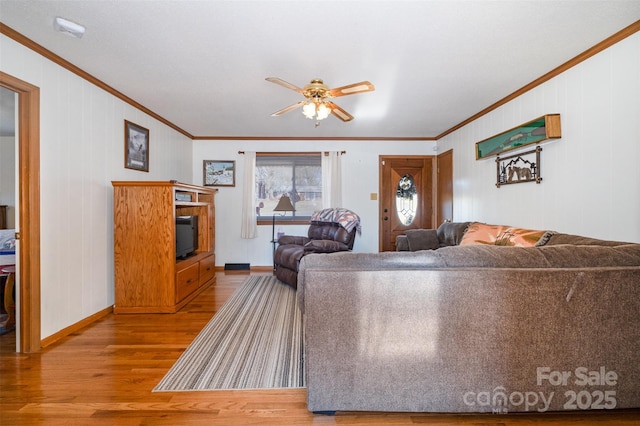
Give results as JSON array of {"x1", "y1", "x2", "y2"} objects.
[{"x1": 1, "y1": 271, "x2": 639, "y2": 425}]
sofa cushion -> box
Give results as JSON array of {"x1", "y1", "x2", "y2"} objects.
[
  {"x1": 404, "y1": 229, "x2": 440, "y2": 251},
  {"x1": 459, "y1": 222, "x2": 548, "y2": 247}
]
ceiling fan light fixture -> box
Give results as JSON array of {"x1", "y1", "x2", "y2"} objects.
[
  {"x1": 266, "y1": 77, "x2": 374, "y2": 123},
  {"x1": 302, "y1": 101, "x2": 330, "y2": 121},
  {"x1": 316, "y1": 103, "x2": 330, "y2": 120},
  {"x1": 302, "y1": 102, "x2": 316, "y2": 119}
]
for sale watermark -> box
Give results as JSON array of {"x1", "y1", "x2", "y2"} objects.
[{"x1": 462, "y1": 366, "x2": 619, "y2": 413}]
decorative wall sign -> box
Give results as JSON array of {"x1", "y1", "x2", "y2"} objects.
[
  {"x1": 496, "y1": 146, "x2": 542, "y2": 188},
  {"x1": 203, "y1": 160, "x2": 236, "y2": 187},
  {"x1": 476, "y1": 114, "x2": 560, "y2": 160},
  {"x1": 124, "y1": 120, "x2": 149, "y2": 172}
]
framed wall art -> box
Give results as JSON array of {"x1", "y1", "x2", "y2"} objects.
[
  {"x1": 203, "y1": 160, "x2": 236, "y2": 187},
  {"x1": 124, "y1": 120, "x2": 149, "y2": 172},
  {"x1": 476, "y1": 114, "x2": 560, "y2": 160},
  {"x1": 496, "y1": 146, "x2": 542, "y2": 188}
]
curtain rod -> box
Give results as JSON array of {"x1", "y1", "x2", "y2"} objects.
[{"x1": 237, "y1": 150, "x2": 346, "y2": 155}]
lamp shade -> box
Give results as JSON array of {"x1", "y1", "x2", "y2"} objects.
[
  {"x1": 302, "y1": 102, "x2": 316, "y2": 119},
  {"x1": 316, "y1": 103, "x2": 330, "y2": 120},
  {"x1": 273, "y1": 195, "x2": 295, "y2": 212}
]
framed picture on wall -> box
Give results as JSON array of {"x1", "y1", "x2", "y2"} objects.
[
  {"x1": 124, "y1": 120, "x2": 149, "y2": 172},
  {"x1": 203, "y1": 160, "x2": 235, "y2": 187},
  {"x1": 475, "y1": 114, "x2": 561, "y2": 160}
]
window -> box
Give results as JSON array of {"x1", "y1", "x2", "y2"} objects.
[{"x1": 256, "y1": 153, "x2": 322, "y2": 223}]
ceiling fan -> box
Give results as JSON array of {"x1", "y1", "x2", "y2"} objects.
[{"x1": 266, "y1": 77, "x2": 375, "y2": 122}]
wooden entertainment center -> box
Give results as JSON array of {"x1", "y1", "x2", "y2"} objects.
[{"x1": 112, "y1": 181, "x2": 216, "y2": 314}]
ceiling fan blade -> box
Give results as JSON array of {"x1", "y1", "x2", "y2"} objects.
[
  {"x1": 328, "y1": 81, "x2": 375, "y2": 97},
  {"x1": 271, "y1": 101, "x2": 305, "y2": 116},
  {"x1": 326, "y1": 102, "x2": 354, "y2": 122},
  {"x1": 265, "y1": 77, "x2": 304, "y2": 94}
]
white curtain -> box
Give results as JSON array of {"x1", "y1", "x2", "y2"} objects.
[
  {"x1": 322, "y1": 151, "x2": 342, "y2": 208},
  {"x1": 240, "y1": 151, "x2": 258, "y2": 238}
]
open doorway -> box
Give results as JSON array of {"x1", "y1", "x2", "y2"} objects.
[
  {"x1": 0, "y1": 71, "x2": 41, "y2": 353},
  {"x1": 0, "y1": 86, "x2": 17, "y2": 346}
]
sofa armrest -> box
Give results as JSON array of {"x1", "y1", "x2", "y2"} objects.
[
  {"x1": 437, "y1": 221, "x2": 472, "y2": 246},
  {"x1": 278, "y1": 235, "x2": 310, "y2": 246},
  {"x1": 304, "y1": 240, "x2": 350, "y2": 253}
]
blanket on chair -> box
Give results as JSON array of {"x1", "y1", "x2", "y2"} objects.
[{"x1": 311, "y1": 208, "x2": 361, "y2": 235}]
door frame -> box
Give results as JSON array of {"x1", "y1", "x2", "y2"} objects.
[
  {"x1": 436, "y1": 149, "x2": 454, "y2": 226},
  {"x1": 0, "y1": 71, "x2": 41, "y2": 353}
]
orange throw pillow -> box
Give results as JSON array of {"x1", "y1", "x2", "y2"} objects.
[{"x1": 459, "y1": 222, "x2": 547, "y2": 247}]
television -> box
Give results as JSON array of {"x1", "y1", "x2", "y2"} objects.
[{"x1": 175, "y1": 215, "x2": 198, "y2": 259}]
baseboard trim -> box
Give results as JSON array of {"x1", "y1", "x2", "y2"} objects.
[
  {"x1": 250, "y1": 265, "x2": 274, "y2": 272},
  {"x1": 41, "y1": 305, "x2": 113, "y2": 348}
]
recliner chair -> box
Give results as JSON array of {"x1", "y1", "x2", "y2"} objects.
[{"x1": 274, "y1": 208, "x2": 359, "y2": 288}]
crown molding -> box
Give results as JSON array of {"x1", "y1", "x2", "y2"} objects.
[
  {"x1": 0, "y1": 23, "x2": 194, "y2": 140},
  {"x1": 437, "y1": 20, "x2": 640, "y2": 140},
  {"x1": 3, "y1": 20, "x2": 638, "y2": 142}
]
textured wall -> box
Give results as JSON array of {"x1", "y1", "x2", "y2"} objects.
[
  {"x1": 1, "y1": 34, "x2": 193, "y2": 339},
  {"x1": 438, "y1": 32, "x2": 640, "y2": 243}
]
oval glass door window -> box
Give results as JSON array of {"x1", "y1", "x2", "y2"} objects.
[{"x1": 396, "y1": 174, "x2": 418, "y2": 225}]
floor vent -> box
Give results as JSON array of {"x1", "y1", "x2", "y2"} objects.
[{"x1": 224, "y1": 263, "x2": 250, "y2": 271}]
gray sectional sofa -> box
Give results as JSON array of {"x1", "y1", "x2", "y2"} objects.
[{"x1": 297, "y1": 223, "x2": 640, "y2": 414}]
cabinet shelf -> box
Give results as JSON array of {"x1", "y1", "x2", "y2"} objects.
[{"x1": 176, "y1": 201, "x2": 210, "y2": 207}]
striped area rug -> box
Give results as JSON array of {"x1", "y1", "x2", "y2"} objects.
[{"x1": 154, "y1": 275, "x2": 304, "y2": 391}]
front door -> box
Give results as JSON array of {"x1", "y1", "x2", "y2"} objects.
[{"x1": 379, "y1": 156, "x2": 434, "y2": 251}]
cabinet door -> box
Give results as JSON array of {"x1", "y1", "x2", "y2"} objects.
[{"x1": 176, "y1": 263, "x2": 199, "y2": 302}]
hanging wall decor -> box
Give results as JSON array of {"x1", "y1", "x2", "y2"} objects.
[
  {"x1": 124, "y1": 120, "x2": 149, "y2": 172},
  {"x1": 203, "y1": 160, "x2": 236, "y2": 187},
  {"x1": 496, "y1": 146, "x2": 542, "y2": 188},
  {"x1": 476, "y1": 114, "x2": 561, "y2": 160}
]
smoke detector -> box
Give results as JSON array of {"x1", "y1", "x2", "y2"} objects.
[{"x1": 53, "y1": 17, "x2": 85, "y2": 39}]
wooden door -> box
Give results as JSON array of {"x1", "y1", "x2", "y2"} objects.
[
  {"x1": 436, "y1": 149, "x2": 453, "y2": 225},
  {"x1": 379, "y1": 156, "x2": 434, "y2": 252}
]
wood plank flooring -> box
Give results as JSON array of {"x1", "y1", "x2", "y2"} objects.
[{"x1": 1, "y1": 271, "x2": 639, "y2": 425}]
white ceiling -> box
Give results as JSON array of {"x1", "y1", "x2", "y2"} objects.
[{"x1": 1, "y1": 1, "x2": 639, "y2": 139}]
